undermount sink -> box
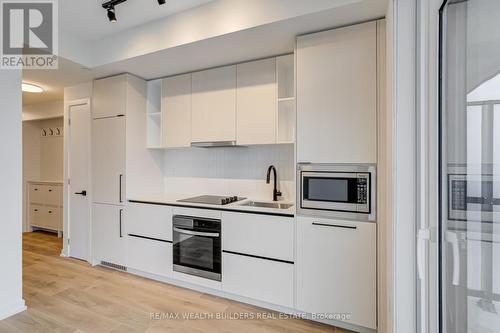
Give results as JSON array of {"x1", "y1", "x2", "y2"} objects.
[{"x1": 239, "y1": 201, "x2": 293, "y2": 210}]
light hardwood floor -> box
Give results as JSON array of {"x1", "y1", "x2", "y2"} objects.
[{"x1": 0, "y1": 231, "x2": 351, "y2": 333}]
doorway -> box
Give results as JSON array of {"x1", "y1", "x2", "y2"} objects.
[{"x1": 66, "y1": 99, "x2": 92, "y2": 261}]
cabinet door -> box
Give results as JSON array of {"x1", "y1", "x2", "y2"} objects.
[
  {"x1": 191, "y1": 65, "x2": 236, "y2": 143},
  {"x1": 45, "y1": 206, "x2": 60, "y2": 231},
  {"x1": 127, "y1": 236, "x2": 172, "y2": 278},
  {"x1": 223, "y1": 252, "x2": 294, "y2": 308},
  {"x1": 45, "y1": 185, "x2": 62, "y2": 206},
  {"x1": 29, "y1": 184, "x2": 44, "y2": 204},
  {"x1": 29, "y1": 204, "x2": 45, "y2": 228},
  {"x1": 162, "y1": 74, "x2": 192, "y2": 148},
  {"x1": 222, "y1": 212, "x2": 294, "y2": 261},
  {"x1": 92, "y1": 203, "x2": 125, "y2": 266},
  {"x1": 93, "y1": 75, "x2": 127, "y2": 119},
  {"x1": 236, "y1": 58, "x2": 277, "y2": 145},
  {"x1": 126, "y1": 203, "x2": 173, "y2": 241},
  {"x1": 297, "y1": 21, "x2": 377, "y2": 163},
  {"x1": 92, "y1": 116, "x2": 126, "y2": 205},
  {"x1": 296, "y1": 216, "x2": 377, "y2": 329}
]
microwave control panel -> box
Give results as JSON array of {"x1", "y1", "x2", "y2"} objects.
[{"x1": 356, "y1": 176, "x2": 369, "y2": 204}]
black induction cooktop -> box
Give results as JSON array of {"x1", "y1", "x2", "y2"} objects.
[{"x1": 177, "y1": 195, "x2": 246, "y2": 206}]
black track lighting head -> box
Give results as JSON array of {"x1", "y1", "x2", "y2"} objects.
[
  {"x1": 102, "y1": 0, "x2": 166, "y2": 23},
  {"x1": 102, "y1": 0, "x2": 126, "y2": 22},
  {"x1": 107, "y1": 6, "x2": 117, "y2": 22}
]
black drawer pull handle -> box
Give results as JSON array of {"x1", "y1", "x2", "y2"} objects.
[
  {"x1": 49, "y1": 211, "x2": 53, "y2": 214},
  {"x1": 34, "y1": 209, "x2": 38, "y2": 212},
  {"x1": 75, "y1": 190, "x2": 87, "y2": 196},
  {"x1": 49, "y1": 189, "x2": 52, "y2": 192},
  {"x1": 312, "y1": 222, "x2": 357, "y2": 230},
  {"x1": 34, "y1": 189, "x2": 38, "y2": 191}
]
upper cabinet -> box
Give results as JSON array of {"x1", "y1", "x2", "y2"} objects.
[
  {"x1": 145, "y1": 56, "x2": 296, "y2": 148},
  {"x1": 162, "y1": 74, "x2": 192, "y2": 148},
  {"x1": 191, "y1": 65, "x2": 237, "y2": 143},
  {"x1": 236, "y1": 58, "x2": 277, "y2": 145},
  {"x1": 297, "y1": 21, "x2": 378, "y2": 164},
  {"x1": 93, "y1": 75, "x2": 127, "y2": 119}
]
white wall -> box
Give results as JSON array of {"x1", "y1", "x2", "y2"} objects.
[
  {"x1": 0, "y1": 70, "x2": 26, "y2": 319},
  {"x1": 22, "y1": 100, "x2": 64, "y2": 121},
  {"x1": 162, "y1": 144, "x2": 295, "y2": 201}
]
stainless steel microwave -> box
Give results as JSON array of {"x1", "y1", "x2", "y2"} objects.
[{"x1": 297, "y1": 163, "x2": 376, "y2": 221}]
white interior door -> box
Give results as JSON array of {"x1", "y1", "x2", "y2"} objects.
[{"x1": 68, "y1": 99, "x2": 91, "y2": 261}]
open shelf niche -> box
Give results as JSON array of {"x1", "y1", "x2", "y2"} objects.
[{"x1": 276, "y1": 54, "x2": 296, "y2": 144}]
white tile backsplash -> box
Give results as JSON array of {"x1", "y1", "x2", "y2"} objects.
[{"x1": 162, "y1": 144, "x2": 295, "y2": 201}]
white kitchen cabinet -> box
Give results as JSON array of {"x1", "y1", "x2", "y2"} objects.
[
  {"x1": 162, "y1": 74, "x2": 192, "y2": 148},
  {"x1": 93, "y1": 75, "x2": 127, "y2": 119},
  {"x1": 92, "y1": 116, "x2": 126, "y2": 205},
  {"x1": 127, "y1": 236, "x2": 172, "y2": 278},
  {"x1": 222, "y1": 252, "x2": 294, "y2": 308},
  {"x1": 297, "y1": 21, "x2": 377, "y2": 163},
  {"x1": 236, "y1": 58, "x2": 277, "y2": 145},
  {"x1": 222, "y1": 212, "x2": 294, "y2": 261},
  {"x1": 126, "y1": 202, "x2": 173, "y2": 241},
  {"x1": 191, "y1": 65, "x2": 236, "y2": 143},
  {"x1": 296, "y1": 216, "x2": 377, "y2": 330},
  {"x1": 93, "y1": 203, "x2": 126, "y2": 267}
]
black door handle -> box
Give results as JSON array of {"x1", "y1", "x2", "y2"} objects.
[{"x1": 75, "y1": 190, "x2": 87, "y2": 196}]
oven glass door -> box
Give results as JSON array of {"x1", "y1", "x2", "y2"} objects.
[
  {"x1": 301, "y1": 172, "x2": 369, "y2": 213},
  {"x1": 173, "y1": 227, "x2": 221, "y2": 281}
]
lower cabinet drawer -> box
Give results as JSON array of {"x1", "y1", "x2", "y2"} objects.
[
  {"x1": 45, "y1": 186, "x2": 62, "y2": 206},
  {"x1": 126, "y1": 235, "x2": 172, "y2": 278},
  {"x1": 222, "y1": 252, "x2": 294, "y2": 308},
  {"x1": 127, "y1": 203, "x2": 173, "y2": 241},
  {"x1": 29, "y1": 204, "x2": 45, "y2": 227},
  {"x1": 45, "y1": 206, "x2": 61, "y2": 230},
  {"x1": 222, "y1": 212, "x2": 294, "y2": 261}
]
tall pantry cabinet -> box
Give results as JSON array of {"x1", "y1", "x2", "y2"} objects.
[{"x1": 92, "y1": 74, "x2": 147, "y2": 267}]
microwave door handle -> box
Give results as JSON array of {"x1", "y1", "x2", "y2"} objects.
[{"x1": 173, "y1": 227, "x2": 220, "y2": 238}]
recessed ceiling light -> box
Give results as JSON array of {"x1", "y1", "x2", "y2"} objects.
[{"x1": 22, "y1": 83, "x2": 44, "y2": 93}]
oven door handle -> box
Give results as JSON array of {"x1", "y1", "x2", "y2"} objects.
[{"x1": 173, "y1": 227, "x2": 220, "y2": 238}]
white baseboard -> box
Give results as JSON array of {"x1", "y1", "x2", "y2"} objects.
[{"x1": 0, "y1": 299, "x2": 26, "y2": 320}]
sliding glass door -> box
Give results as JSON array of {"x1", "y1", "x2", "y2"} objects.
[{"x1": 440, "y1": 0, "x2": 500, "y2": 331}]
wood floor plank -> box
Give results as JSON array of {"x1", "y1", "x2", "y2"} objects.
[{"x1": 0, "y1": 231, "x2": 353, "y2": 333}]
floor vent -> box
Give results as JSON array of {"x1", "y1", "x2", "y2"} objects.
[{"x1": 100, "y1": 261, "x2": 127, "y2": 272}]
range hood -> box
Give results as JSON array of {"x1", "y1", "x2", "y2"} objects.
[{"x1": 191, "y1": 141, "x2": 242, "y2": 148}]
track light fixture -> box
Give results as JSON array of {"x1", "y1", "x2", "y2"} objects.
[
  {"x1": 102, "y1": 0, "x2": 166, "y2": 22},
  {"x1": 106, "y1": 6, "x2": 117, "y2": 23}
]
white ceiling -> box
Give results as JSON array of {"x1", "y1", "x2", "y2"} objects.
[
  {"x1": 60, "y1": 0, "x2": 213, "y2": 41},
  {"x1": 23, "y1": 0, "x2": 388, "y2": 106},
  {"x1": 22, "y1": 58, "x2": 94, "y2": 105}
]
